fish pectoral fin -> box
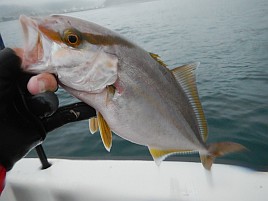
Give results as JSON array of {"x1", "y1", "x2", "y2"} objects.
[
  {"x1": 148, "y1": 147, "x2": 192, "y2": 166},
  {"x1": 97, "y1": 112, "x2": 112, "y2": 152},
  {"x1": 171, "y1": 62, "x2": 208, "y2": 142},
  {"x1": 105, "y1": 85, "x2": 116, "y2": 105},
  {"x1": 89, "y1": 117, "x2": 98, "y2": 134},
  {"x1": 200, "y1": 142, "x2": 247, "y2": 170}
]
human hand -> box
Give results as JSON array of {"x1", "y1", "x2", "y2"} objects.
[{"x1": 0, "y1": 48, "x2": 96, "y2": 194}]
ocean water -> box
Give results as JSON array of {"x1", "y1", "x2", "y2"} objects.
[{"x1": 0, "y1": 0, "x2": 268, "y2": 170}]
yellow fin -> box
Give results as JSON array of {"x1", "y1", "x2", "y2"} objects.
[
  {"x1": 149, "y1": 147, "x2": 193, "y2": 166},
  {"x1": 149, "y1": 52, "x2": 168, "y2": 67},
  {"x1": 97, "y1": 112, "x2": 112, "y2": 152},
  {"x1": 200, "y1": 142, "x2": 247, "y2": 170},
  {"x1": 171, "y1": 62, "x2": 208, "y2": 142},
  {"x1": 89, "y1": 117, "x2": 98, "y2": 134}
]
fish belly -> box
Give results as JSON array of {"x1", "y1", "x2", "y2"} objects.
[{"x1": 104, "y1": 97, "x2": 202, "y2": 151}]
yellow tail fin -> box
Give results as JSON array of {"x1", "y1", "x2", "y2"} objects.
[{"x1": 200, "y1": 142, "x2": 247, "y2": 170}]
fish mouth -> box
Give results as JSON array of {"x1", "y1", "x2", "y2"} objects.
[{"x1": 19, "y1": 15, "x2": 53, "y2": 73}]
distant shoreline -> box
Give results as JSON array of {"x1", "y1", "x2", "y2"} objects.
[
  {"x1": 0, "y1": 7, "x2": 103, "y2": 23},
  {"x1": 0, "y1": 0, "x2": 159, "y2": 23},
  {"x1": 0, "y1": 0, "x2": 106, "y2": 23}
]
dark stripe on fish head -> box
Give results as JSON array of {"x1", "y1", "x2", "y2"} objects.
[
  {"x1": 36, "y1": 15, "x2": 134, "y2": 49},
  {"x1": 82, "y1": 33, "x2": 134, "y2": 48}
]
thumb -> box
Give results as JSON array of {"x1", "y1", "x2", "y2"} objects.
[{"x1": 27, "y1": 73, "x2": 58, "y2": 95}]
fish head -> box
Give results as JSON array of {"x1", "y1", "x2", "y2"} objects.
[{"x1": 20, "y1": 15, "x2": 118, "y2": 93}]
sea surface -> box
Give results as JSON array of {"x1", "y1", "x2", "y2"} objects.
[{"x1": 0, "y1": 0, "x2": 268, "y2": 170}]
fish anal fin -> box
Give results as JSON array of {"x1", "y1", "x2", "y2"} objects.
[
  {"x1": 171, "y1": 63, "x2": 208, "y2": 142},
  {"x1": 149, "y1": 147, "x2": 192, "y2": 166},
  {"x1": 97, "y1": 112, "x2": 112, "y2": 152},
  {"x1": 89, "y1": 117, "x2": 98, "y2": 134},
  {"x1": 200, "y1": 142, "x2": 247, "y2": 170}
]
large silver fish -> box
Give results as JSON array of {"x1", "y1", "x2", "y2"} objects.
[{"x1": 19, "y1": 15, "x2": 245, "y2": 169}]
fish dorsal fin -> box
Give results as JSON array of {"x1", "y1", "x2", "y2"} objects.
[
  {"x1": 97, "y1": 112, "x2": 112, "y2": 152},
  {"x1": 171, "y1": 62, "x2": 208, "y2": 141},
  {"x1": 148, "y1": 147, "x2": 194, "y2": 166},
  {"x1": 149, "y1": 52, "x2": 168, "y2": 67},
  {"x1": 89, "y1": 117, "x2": 98, "y2": 134}
]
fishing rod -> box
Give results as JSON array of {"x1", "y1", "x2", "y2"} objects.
[{"x1": 0, "y1": 33, "x2": 51, "y2": 169}]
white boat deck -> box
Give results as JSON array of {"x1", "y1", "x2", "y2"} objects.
[{"x1": 1, "y1": 158, "x2": 267, "y2": 201}]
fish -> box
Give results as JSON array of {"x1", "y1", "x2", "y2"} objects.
[{"x1": 19, "y1": 14, "x2": 246, "y2": 170}]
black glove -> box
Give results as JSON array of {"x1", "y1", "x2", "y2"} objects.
[{"x1": 0, "y1": 48, "x2": 96, "y2": 171}]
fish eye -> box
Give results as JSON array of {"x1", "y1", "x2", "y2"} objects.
[
  {"x1": 63, "y1": 29, "x2": 81, "y2": 47},
  {"x1": 68, "y1": 34, "x2": 78, "y2": 44}
]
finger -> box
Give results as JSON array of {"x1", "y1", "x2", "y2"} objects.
[
  {"x1": 27, "y1": 92, "x2": 59, "y2": 118},
  {"x1": 27, "y1": 73, "x2": 58, "y2": 95},
  {"x1": 42, "y1": 102, "x2": 96, "y2": 133}
]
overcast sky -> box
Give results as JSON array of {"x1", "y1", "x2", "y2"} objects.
[
  {"x1": 0, "y1": 0, "x2": 101, "y2": 6},
  {"x1": 0, "y1": 0, "x2": 58, "y2": 5}
]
